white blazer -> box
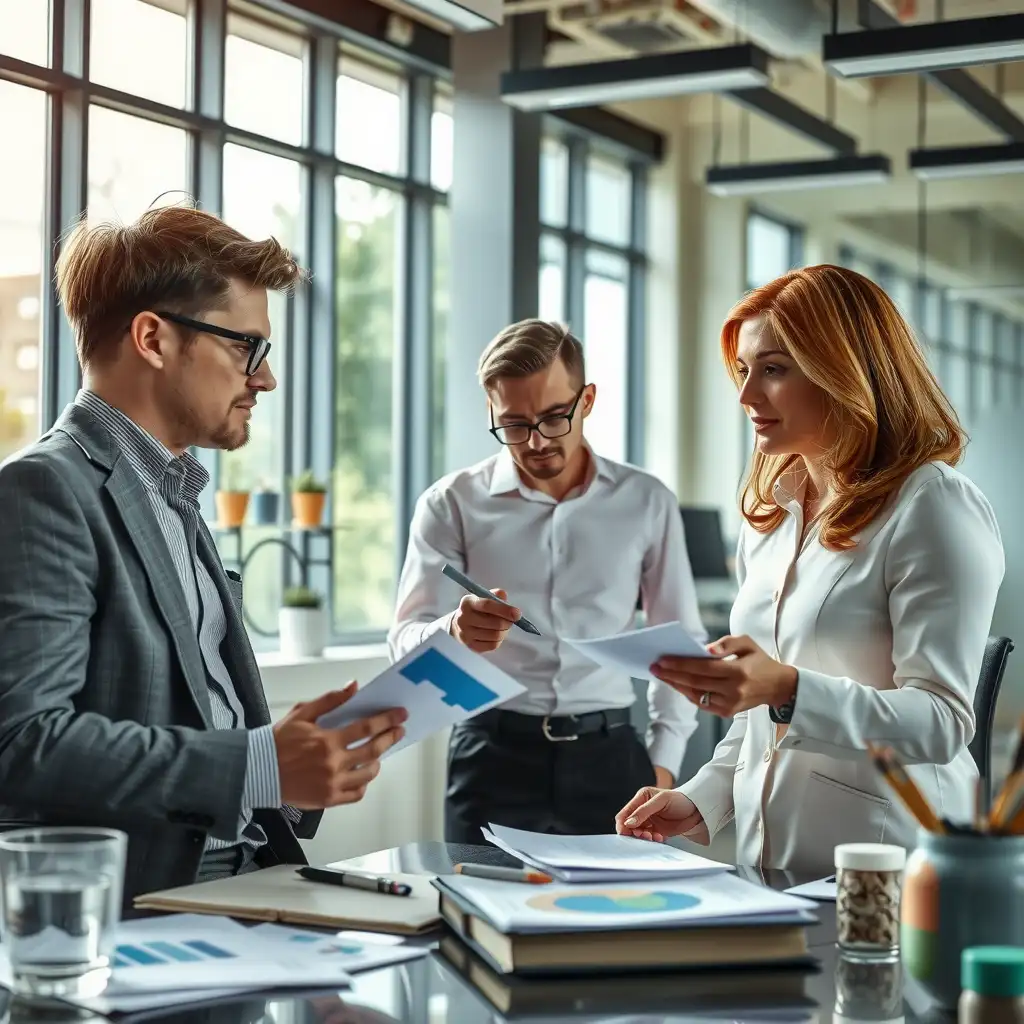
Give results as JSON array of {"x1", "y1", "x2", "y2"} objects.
[{"x1": 680, "y1": 461, "x2": 1004, "y2": 876}]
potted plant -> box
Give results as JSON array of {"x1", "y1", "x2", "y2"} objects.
[
  {"x1": 250, "y1": 478, "x2": 280, "y2": 526},
  {"x1": 215, "y1": 461, "x2": 249, "y2": 528},
  {"x1": 278, "y1": 585, "x2": 326, "y2": 658},
  {"x1": 290, "y1": 469, "x2": 327, "y2": 528}
]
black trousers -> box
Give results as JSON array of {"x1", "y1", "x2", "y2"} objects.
[{"x1": 444, "y1": 707, "x2": 657, "y2": 844}]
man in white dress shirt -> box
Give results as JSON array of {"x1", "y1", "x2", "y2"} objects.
[{"x1": 389, "y1": 319, "x2": 707, "y2": 841}]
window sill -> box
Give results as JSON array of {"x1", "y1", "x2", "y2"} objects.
[
  {"x1": 256, "y1": 642, "x2": 389, "y2": 670},
  {"x1": 257, "y1": 643, "x2": 391, "y2": 707}
]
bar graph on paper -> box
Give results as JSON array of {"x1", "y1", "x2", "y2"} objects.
[{"x1": 112, "y1": 939, "x2": 236, "y2": 968}]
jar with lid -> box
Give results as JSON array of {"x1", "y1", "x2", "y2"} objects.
[
  {"x1": 835, "y1": 842, "x2": 906, "y2": 962},
  {"x1": 959, "y1": 947, "x2": 1024, "y2": 1024}
]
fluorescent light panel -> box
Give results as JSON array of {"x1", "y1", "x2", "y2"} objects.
[
  {"x1": 909, "y1": 142, "x2": 1024, "y2": 180},
  {"x1": 500, "y1": 43, "x2": 771, "y2": 112},
  {"x1": 824, "y1": 14, "x2": 1024, "y2": 78},
  {"x1": 406, "y1": 0, "x2": 501, "y2": 31},
  {"x1": 705, "y1": 155, "x2": 892, "y2": 197}
]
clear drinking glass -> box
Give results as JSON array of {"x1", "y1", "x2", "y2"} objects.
[{"x1": 0, "y1": 828, "x2": 127, "y2": 1000}]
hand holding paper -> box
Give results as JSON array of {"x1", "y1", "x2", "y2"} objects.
[
  {"x1": 316, "y1": 631, "x2": 526, "y2": 757},
  {"x1": 562, "y1": 621, "x2": 714, "y2": 681}
]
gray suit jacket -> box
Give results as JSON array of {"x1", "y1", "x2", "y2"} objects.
[{"x1": 0, "y1": 403, "x2": 321, "y2": 909}]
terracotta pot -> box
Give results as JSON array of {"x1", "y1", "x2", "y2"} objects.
[
  {"x1": 291, "y1": 491, "x2": 326, "y2": 528},
  {"x1": 215, "y1": 490, "x2": 250, "y2": 528}
]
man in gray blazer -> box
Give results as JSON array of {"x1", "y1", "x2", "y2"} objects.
[{"x1": 0, "y1": 204, "x2": 406, "y2": 910}]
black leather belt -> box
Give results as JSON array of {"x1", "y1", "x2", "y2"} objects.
[{"x1": 468, "y1": 707, "x2": 632, "y2": 742}]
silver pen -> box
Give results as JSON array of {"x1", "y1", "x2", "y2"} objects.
[{"x1": 441, "y1": 563, "x2": 542, "y2": 636}]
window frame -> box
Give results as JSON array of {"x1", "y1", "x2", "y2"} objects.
[
  {"x1": 538, "y1": 127, "x2": 648, "y2": 465},
  {"x1": 0, "y1": 0, "x2": 451, "y2": 647}
]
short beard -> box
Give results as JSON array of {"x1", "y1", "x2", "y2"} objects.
[{"x1": 518, "y1": 449, "x2": 564, "y2": 480}]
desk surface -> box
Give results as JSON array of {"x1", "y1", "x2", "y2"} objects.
[{"x1": 6, "y1": 842, "x2": 949, "y2": 1024}]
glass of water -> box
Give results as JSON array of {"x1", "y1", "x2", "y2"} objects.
[{"x1": 0, "y1": 827, "x2": 127, "y2": 1000}]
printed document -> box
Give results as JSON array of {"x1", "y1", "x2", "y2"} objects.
[
  {"x1": 484, "y1": 824, "x2": 730, "y2": 883},
  {"x1": 563, "y1": 620, "x2": 714, "y2": 681},
  {"x1": 316, "y1": 631, "x2": 525, "y2": 757},
  {"x1": 443, "y1": 870, "x2": 817, "y2": 933}
]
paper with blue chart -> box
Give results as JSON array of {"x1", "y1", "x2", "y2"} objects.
[
  {"x1": 483, "y1": 823, "x2": 729, "y2": 883},
  {"x1": 443, "y1": 871, "x2": 817, "y2": 933},
  {"x1": 250, "y1": 922, "x2": 427, "y2": 973},
  {"x1": 563, "y1": 620, "x2": 714, "y2": 681},
  {"x1": 316, "y1": 630, "x2": 525, "y2": 755},
  {"x1": 0, "y1": 914, "x2": 356, "y2": 1014}
]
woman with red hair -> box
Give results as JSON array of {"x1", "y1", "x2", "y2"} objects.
[{"x1": 616, "y1": 264, "x2": 1004, "y2": 874}]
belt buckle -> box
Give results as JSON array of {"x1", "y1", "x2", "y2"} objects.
[{"x1": 541, "y1": 715, "x2": 578, "y2": 742}]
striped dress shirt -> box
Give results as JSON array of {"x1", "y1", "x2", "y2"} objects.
[{"x1": 76, "y1": 391, "x2": 301, "y2": 856}]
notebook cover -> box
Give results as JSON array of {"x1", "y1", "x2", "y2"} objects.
[
  {"x1": 134, "y1": 864, "x2": 441, "y2": 935},
  {"x1": 434, "y1": 932, "x2": 821, "y2": 1018}
]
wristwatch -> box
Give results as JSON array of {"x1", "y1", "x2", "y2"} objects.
[{"x1": 768, "y1": 673, "x2": 798, "y2": 724}]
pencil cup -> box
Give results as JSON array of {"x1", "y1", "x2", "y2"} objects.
[
  {"x1": 835, "y1": 843, "x2": 906, "y2": 963},
  {"x1": 901, "y1": 830, "x2": 1024, "y2": 1011}
]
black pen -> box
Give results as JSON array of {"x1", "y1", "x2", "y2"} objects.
[
  {"x1": 297, "y1": 866, "x2": 411, "y2": 896},
  {"x1": 441, "y1": 563, "x2": 542, "y2": 636}
]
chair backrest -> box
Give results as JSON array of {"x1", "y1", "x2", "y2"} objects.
[{"x1": 971, "y1": 635, "x2": 1015, "y2": 805}]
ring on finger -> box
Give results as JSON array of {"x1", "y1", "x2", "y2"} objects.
[{"x1": 699, "y1": 691, "x2": 712, "y2": 707}]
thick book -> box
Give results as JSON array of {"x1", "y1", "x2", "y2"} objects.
[
  {"x1": 435, "y1": 932, "x2": 820, "y2": 1019},
  {"x1": 433, "y1": 874, "x2": 818, "y2": 976},
  {"x1": 134, "y1": 865, "x2": 441, "y2": 935}
]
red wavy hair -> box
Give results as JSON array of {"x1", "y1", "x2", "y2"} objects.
[{"x1": 723, "y1": 264, "x2": 966, "y2": 550}]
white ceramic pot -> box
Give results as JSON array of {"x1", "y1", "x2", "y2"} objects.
[{"x1": 278, "y1": 606, "x2": 327, "y2": 658}]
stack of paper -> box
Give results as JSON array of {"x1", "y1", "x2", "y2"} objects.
[
  {"x1": 441, "y1": 871, "x2": 817, "y2": 934},
  {"x1": 0, "y1": 914, "x2": 425, "y2": 1015},
  {"x1": 483, "y1": 824, "x2": 731, "y2": 883}
]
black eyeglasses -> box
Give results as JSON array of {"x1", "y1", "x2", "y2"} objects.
[
  {"x1": 157, "y1": 311, "x2": 271, "y2": 376},
  {"x1": 489, "y1": 386, "x2": 587, "y2": 446}
]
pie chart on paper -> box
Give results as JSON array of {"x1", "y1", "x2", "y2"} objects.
[{"x1": 526, "y1": 889, "x2": 702, "y2": 914}]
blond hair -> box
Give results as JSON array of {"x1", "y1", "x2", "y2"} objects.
[
  {"x1": 477, "y1": 319, "x2": 585, "y2": 390},
  {"x1": 56, "y1": 202, "x2": 304, "y2": 367},
  {"x1": 723, "y1": 264, "x2": 966, "y2": 550}
]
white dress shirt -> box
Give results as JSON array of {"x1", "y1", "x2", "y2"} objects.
[
  {"x1": 389, "y1": 446, "x2": 707, "y2": 774},
  {"x1": 681, "y1": 461, "x2": 1004, "y2": 874}
]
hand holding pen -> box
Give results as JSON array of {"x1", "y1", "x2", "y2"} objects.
[{"x1": 442, "y1": 563, "x2": 542, "y2": 654}]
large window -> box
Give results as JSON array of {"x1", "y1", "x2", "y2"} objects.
[
  {"x1": 0, "y1": 81, "x2": 46, "y2": 460},
  {"x1": 838, "y1": 245, "x2": 1024, "y2": 427},
  {"x1": 539, "y1": 137, "x2": 647, "y2": 464},
  {"x1": 746, "y1": 210, "x2": 803, "y2": 290},
  {"x1": 0, "y1": 0, "x2": 452, "y2": 647}
]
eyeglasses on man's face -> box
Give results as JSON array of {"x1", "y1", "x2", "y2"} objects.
[
  {"x1": 157, "y1": 311, "x2": 271, "y2": 377},
  {"x1": 489, "y1": 386, "x2": 587, "y2": 446}
]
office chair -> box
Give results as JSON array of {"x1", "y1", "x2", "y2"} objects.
[{"x1": 971, "y1": 635, "x2": 1015, "y2": 806}]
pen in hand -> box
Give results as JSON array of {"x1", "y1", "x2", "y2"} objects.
[{"x1": 441, "y1": 563, "x2": 542, "y2": 636}]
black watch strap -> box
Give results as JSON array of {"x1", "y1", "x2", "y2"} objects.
[{"x1": 768, "y1": 700, "x2": 794, "y2": 724}]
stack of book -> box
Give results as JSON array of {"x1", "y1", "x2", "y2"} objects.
[{"x1": 434, "y1": 826, "x2": 820, "y2": 978}]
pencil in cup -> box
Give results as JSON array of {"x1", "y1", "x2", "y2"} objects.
[
  {"x1": 866, "y1": 742, "x2": 945, "y2": 834},
  {"x1": 453, "y1": 863, "x2": 553, "y2": 884}
]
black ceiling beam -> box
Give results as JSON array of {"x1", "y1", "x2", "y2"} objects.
[
  {"x1": 548, "y1": 106, "x2": 665, "y2": 164},
  {"x1": 856, "y1": 0, "x2": 1024, "y2": 142},
  {"x1": 727, "y1": 88, "x2": 859, "y2": 154},
  {"x1": 274, "y1": 0, "x2": 451, "y2": 76}
]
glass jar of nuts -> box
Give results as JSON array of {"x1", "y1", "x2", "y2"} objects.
[{"x1": 835, "y1": 842, "x2": 907, "y2": 962}]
